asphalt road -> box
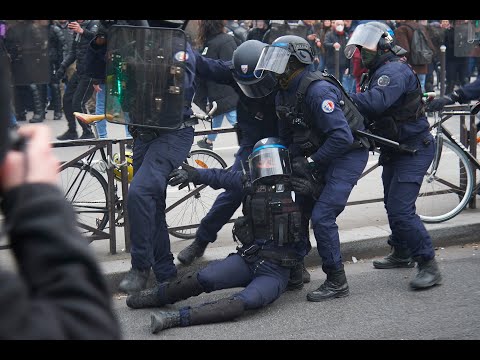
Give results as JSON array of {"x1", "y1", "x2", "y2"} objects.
[{"x1": 113, "y1": 243, "x2": 480, "y2": 340}]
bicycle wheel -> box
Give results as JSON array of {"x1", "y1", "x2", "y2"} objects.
[
  {"x1": 417, "y1": 136, "x2": 474, "y2": 223},
  {"x1": 59, "y1": 161, "x2": 109, "y2": 239},
  {"x1": 166, "y1": 149, "x2": 228, "y2": 240}
]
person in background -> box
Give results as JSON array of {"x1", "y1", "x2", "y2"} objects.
[{"x1": 194, "y1": 20, "x2": 238, "y2": 151}]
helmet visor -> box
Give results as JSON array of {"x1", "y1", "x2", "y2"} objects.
[
  {"x1": 235, "y1": 70, "x2": 278, "y2": 98},
  {"x1": 344, "y1": 23, "x2": 384, "y2": 59},
  {"x1": 248, "y1": 145, "x2": 291, "y2": 183},
  {"x1": 254, "y1": 45, "x2": 291, "y2": 77}
]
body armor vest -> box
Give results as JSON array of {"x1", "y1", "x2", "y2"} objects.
[
  {"x1": 276, "y1": 70, "x2": 368, "y2": 157},
  {"x1": 360, "y1": 58, "x2": 425, "y2": 142},
  {"x1": 233, "y1": 182, "x2": 302, "y2": 248}
]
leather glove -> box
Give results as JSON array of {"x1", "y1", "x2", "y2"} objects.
[
  {"x1": 290, "y1": 176, "x2": 324, "y2": 199},
  {"x1": 55, "y1": 65, "x2": 66, "y2": 82},
  {"x1": 292, "y1": 156, "x2": 314, "y2": 179},
  {"x1": 426, "y1": 92, "x2": 460, "y2": 112},
  {"x1": 168, "y1": 164, "x2": 200, "y2": 189}
]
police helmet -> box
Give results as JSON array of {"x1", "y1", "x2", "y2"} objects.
[
  {"x1": 248, "y1": 137, "x2": 292, "y2": 184},
  {"x1": 344, "y1": 21, "x2": 396, "y2": 59},
  {"x1": 254, "y1": 35, "x2": 314, "y2": 78},
  {"x1": 232, "y1": 39, "x2": 278, "y2": 98}
]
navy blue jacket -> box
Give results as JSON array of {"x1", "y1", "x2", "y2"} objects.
[
  {"x1": 278, "y1": 70, "x2": 356, "y2": 165},
  {"x1": 350, "y1": 54, "x2": 430, "y2": 142},
  {"x1": 458, "y1": 76, "x2": 480, "y2": 102}
]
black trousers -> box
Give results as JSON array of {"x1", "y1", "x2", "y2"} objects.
[{"x1": 62, "y1": 71, "x2": 94, "y2": 133}]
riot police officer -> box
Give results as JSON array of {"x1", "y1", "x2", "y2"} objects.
[
  {"x1": 177, "y1": 39, "x2": 311, "y2": 289},
  {"x1": 125, "y1": 138, "x2": 310, "y2": 333},
  {"x1": 116, "y1": 20, "x2": 238, "y2": 294},
  {"x1": 345, "y1": 21, "x2": 442, "y2": 289},
  {"x1": 234, "y1": 35, "x2": 370, "y2": 302}
]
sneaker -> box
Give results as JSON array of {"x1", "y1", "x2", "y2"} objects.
[
  {"x1": 79, "y1": 131, "x2": 95, "y2": 140},
  {"x1": 119, "y1": 267, "x2": 150, "y2": 294},
  {"x1": 56, "y1": 130, "x2": 78, "y2": 141},
  {"x1": 197, "y1": 138, "x2": 213, "y2": 150}
]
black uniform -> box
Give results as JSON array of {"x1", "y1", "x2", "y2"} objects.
[{"x1": 0, "y1": 184, "x2": 121, "y2": 339}]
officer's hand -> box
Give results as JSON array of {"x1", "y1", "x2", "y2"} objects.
[
  {"x1": 168, "y1": 164, "x2": 200, "y2": 189},
  {"x1": 290, "y1": 176, "x2": 323, "y2": 199},
  {"x1": 55, "y1": 66, "x2": 66, "y2": 82},
  {"x1": 292, "y1": 156, "x2": 312, "y2": 179},
  {"x1": 426, "y1": 93, "x2": 458, "y2": 112}
]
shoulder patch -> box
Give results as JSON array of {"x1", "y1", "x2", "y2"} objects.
[
  {"x1": 321, "y1": 99, "x2": 335, "y2": 113},
  {"x1": 174, "y1": 51, "x2": 188, "y2": 62},
  {"x1": 377, "y1": 75, "x2": 390, "y2": 86}
]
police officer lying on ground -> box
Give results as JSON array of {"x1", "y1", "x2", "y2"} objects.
[
  {"x1": 345, "y1": 21, "x2": 441, "y2": 289},
  {"x1": 125, "y1": 137, "x2": 313, "y2": 333},
  {"x1": 234, "y1": 34, "x2": 369, "y2": 302}
]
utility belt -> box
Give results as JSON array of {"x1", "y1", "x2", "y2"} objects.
[
  {"x1": 237, "y1": 243, "x2": 300, "y2": 268},
  {"x1": 130, "y1": 118, "x2": 198, "y2": 142}
]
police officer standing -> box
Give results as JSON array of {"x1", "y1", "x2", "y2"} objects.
[
  {"x1": 345, "y1": 21, "x2": 442, "y2": 289},
  {"x1": 125, "y1": 138, "x2": 310, "y2": 333},
  {"x1": 117, "y1": 20, "x2": 238, "y2": 294},
  {"x1": 235, "y1": 35, "x2": 369, "y2": 302}
]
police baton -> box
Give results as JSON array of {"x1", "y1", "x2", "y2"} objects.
[{"x1": 355, "y1": 129, "x2": 418, "y2": 155}]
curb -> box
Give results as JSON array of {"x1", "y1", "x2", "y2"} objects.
[{"x1": 104, "y1": 216, "x2": 480, "y2": 294}]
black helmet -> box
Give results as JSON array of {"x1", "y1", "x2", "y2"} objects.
[
  {"x1": 254, "y1": 34, "x2": 314, "y2": 77},
  {"x1": 232, "y1": 39, "x2": 278, "y2": 98},
  {"x1": 344, "y1": 21, "x2": 396, "y2": 59},
  {"x1": 248, "y1": 137, "x2": 292, "y2": 184}
]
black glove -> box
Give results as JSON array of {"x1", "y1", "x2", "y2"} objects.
[
  {"x1": 168, "y1": 164, "x2": 200, "y2": 189},
  {"x1": 55, "y1": 65, "x2": 66, "y2": 82},
  {"x1": 290, "y1": 176, "x2": 324, "y2": 199},
  {"x1": 426, "y1": 92, "x2": 460, "y2": 112},
  {"x1": 292, "y1": 156, "x2": 313, "y2": 179}
]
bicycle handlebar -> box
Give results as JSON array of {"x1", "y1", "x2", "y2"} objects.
[
  {"x1": 192, "y1": 101, "x2": 218, "y2": 121},
  {"x1": 74, "y1": 112, "x2": 115, "y2": 124}
]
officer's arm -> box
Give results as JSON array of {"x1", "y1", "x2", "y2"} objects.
[
  {"x1": 458, "y1": 77, "x2": 480, "y2": 102},
  {"x1": 307, "y1": 86, "x2": 354, "y2": 164},
  {"x1": 196, "y1": 168, "x2": 244, "y2": 191},
  {"x1": 194, "y1": 49, "x2": 235, "y2": 86},
  {"x1": 349, "y1": 65, "x2": 407, "y2": 115}
]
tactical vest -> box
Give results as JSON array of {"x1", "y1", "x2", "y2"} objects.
[
  {"x1": 276, "y1": 70, "x2": 368, "y2": 157},
  {"x1": 359, "y1": 58, "x2": 425, "y2": 142},
  {"x1": 232, "y1": 182, "x2": 302, "y2": 267}
]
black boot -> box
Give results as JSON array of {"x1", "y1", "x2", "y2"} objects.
[
  {"x1": 50, "y1": 83, "x2": 63, "y2": 120},
  {"x1": 307, "y1": 265, "x2": 349, "y2": 302},
  {"x1": 409, "y1": 257, "x2": 442, "y2": 290},
  {"x1": 118, "y1": 267, "x2": 150, "y2": 294},
  {"x1": 150, "y1": 297, "x2": 244, "y2": 334},
  {"x1": 373, "y1": 246, "x2": 415, "y2": 269},
  {"x1": 56, "y1": 129, "x2": 78, "y2": 141},
  {"x1": 126, "y1": 271, "x2": 204, "y2": 309},
  {"x1": 150, "y1": 311, "x2": 181, "y2": 334},
  {"x1": 29, "y1": 84, "x2": 45, "y2": 123},
  {"x1": 177, "y1": 239, "x2": 208, "y2": 265},
  {"x1": 287, "y1": 261, "x2": 311, "y2": 291}
]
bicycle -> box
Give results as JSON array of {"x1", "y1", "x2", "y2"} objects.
[
  {"x1": 415, "y1": 101, "x2": 480, "y2": 223},
  {"x1": 59, "y1": 103, "x2": 228, "y2": 244}
]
